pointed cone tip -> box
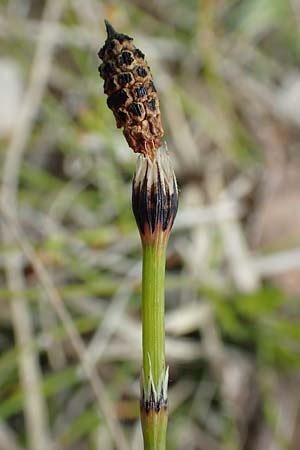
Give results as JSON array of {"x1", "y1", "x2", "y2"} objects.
[{"x1": 104, "y1": 19, "x2": 116, "y2": 39}]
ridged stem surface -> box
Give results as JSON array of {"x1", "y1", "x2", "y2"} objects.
[
  {"x1": 142, "y1": 241, "x2": 166, "y2": 388},
  {"x1": 141, "y1": 239, "x2": 168, "y2": 450}
]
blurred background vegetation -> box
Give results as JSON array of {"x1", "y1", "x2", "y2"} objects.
[{"x1": 1, "y1": 0, "x2": 300, "y2": 449}]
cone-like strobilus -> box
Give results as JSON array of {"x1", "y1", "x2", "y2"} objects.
[{"x1": 98, "y1": 20, "x2": 178, "y2": 450}]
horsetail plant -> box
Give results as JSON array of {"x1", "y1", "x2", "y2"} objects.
[{"x1": 98, "y1": 21, "x2": 178, "y2": 450}]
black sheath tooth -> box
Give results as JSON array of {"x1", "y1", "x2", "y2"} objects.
[{"x1": 132, "y1": 155, "x2": 178, "y2": 237}]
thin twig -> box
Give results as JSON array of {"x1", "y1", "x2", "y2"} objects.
[{"x1": 252, "y1": 248, "x2": 300, "y2": 276}]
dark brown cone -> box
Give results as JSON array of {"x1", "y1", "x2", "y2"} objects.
[{"x1": 98, "y1": 20, "x2": 164, "y2": 159}]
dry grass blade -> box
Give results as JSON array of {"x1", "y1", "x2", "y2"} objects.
[
  {"x1": 1, "y1": 210, "x2": 130, "y2": 450},
  {"x1": 0, "y1": 424, "x2": 25, "y2": 450},
  {"x1": 1, "y1": 1, "x2": 64, "y2": 449}
]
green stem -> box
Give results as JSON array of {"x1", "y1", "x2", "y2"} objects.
[
  {"x1": 142, "y1": 241, "x2": 166, "y2": 389},
  {"x1": 132, "y1": 148, "x2": 178, "y2": 450},
  {"x1": 141, "y1": 239, "x2": 168, "y2": 450}
]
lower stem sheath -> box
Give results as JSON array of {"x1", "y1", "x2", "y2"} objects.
[
  {"x1": 141, "y1": 404, "x2": 168, "y2": 450},
  {"x1": 141, "y1": 241, "x2": 168, "y2": 450}
]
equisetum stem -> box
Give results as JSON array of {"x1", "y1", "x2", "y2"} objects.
[
  {"x1": 141, "y1": 240, "x2": 168, "y2": 450},
  {"x1": 142, "y1": 241, "x2": 167, "y2": 392},
  {"x1": 131, "y1": 148, "x2": 178, "y2": 450},
  {"x1": 98, "y1": 21, "x2": 178, "y2": 450}
]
